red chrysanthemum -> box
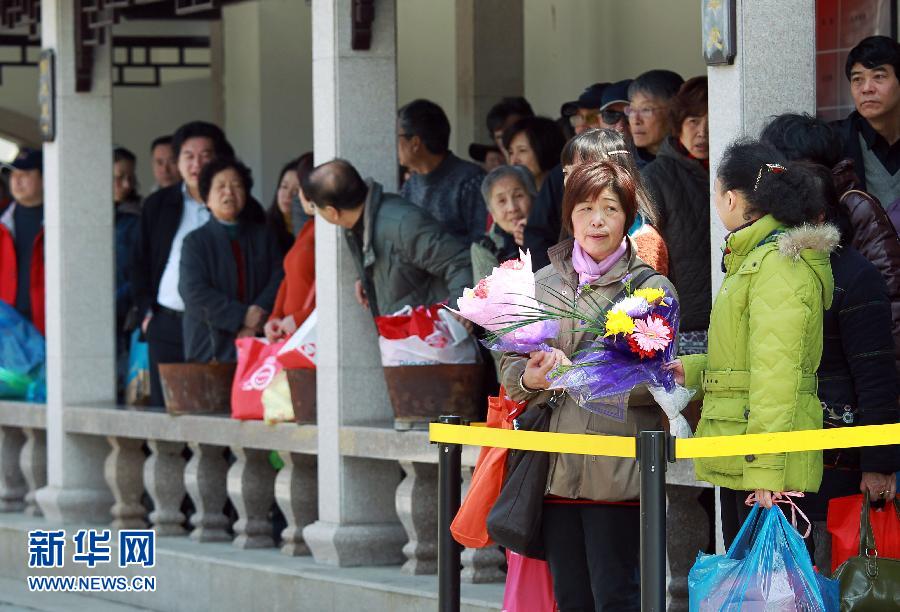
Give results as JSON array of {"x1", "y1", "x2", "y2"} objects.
[{"x1": 627, "y1": 334, "x2": 658, "y2": 360}]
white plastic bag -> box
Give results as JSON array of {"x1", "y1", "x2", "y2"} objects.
[
  {"x1": 279, "y1": 309, "x2": 317, "y2": 366},
  {"x1": 649, "y1": 384, "x2": 695, "y2": 438},
  {"x1": 376, "y1": 305, "x2": 479, "y2": 366}
]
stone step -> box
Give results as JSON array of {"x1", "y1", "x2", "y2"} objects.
[{"x1": 0, "y1": 514, "x2": 502, "y2": 612}]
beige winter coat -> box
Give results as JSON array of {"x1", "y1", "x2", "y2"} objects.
[{"x1": 499, "y1": 237, "x2": 678, "y2": 501}]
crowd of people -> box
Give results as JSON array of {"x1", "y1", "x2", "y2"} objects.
[{"x1": 1, "y1": 32, "x2": 899, "y2": 611}]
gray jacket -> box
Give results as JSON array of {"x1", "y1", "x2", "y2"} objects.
[
  {"x1": 499, "y1": 238, "x2": 677, "y2": 502},
  {"x1": 345, "y1": 181, "x2": 473, "y2": 317}
]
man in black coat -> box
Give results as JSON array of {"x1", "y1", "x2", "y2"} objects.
[
  {"x1": 832, "y1": 36, "x2": 900, "y2": 209},
  {"x1": 131, "y1": 121, "x2": 245, "y2": 406}
]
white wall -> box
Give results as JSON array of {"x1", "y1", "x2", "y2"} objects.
[
  {"x1": 223, "y1": 0, "x2": 313, "y2": 207},
  {"x1": 523, "y1": 0, "x2": 707, "y2": 117}
]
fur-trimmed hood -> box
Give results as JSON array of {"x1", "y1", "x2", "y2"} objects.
[{"x1": 777, "y1": 223, "x2": 841, "y2": 260}]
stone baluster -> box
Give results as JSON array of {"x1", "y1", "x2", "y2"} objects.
[
  {"x1": 274, "y1": 451, "x2": 317, "y2": 556},
  {"x1": 458, "y1": 467, "x2": 504, "y2": 583},
  {"x1": 0, "y1": 426, "x2": 26, "y2": 512},
  {"x1": 184, "y1": 442, "x2": 231, "y2": 543},
  {"x1": 227, "y1": 446, "x2": 276, "y2": 549},
  {"x1": 144, "y1": 440, "x2": 187, "y2": 536},
  {"x1": 667, "y1": 484, "x2": 713, "y2": 611},
  {"x1": 19, "y1": 428, "x2": 46, "y2": 517},
  {"x1": 395, "y1": 460, "x2": 438, "y2": 575},
  {"x1": 104, "y1": 436, "x2": 147, "y2": 530}
]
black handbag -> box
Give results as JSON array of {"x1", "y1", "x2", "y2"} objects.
[
  {"x1": 485, "y1": 393, "x2": 560, "y2": 559},
  {"x1": 832, "y1": 495, "x2": 900, "y2": 610}
]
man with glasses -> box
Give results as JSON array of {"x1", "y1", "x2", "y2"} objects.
[
  {"x1": 626, "y1": 70, "x2": 684, "y2": 167},
  {"x1": 561, "y1": 83, "x2": 609, "y2": 136},
  {"x1": 597, "y1": 80, "x2": 633, "y2": 138}
]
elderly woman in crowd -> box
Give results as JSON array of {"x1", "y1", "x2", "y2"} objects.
[
  {"x1": 470, "y1": 165, "x2": 537, "y2": 281},
  {"x1": 642, "y1": 76, "x2": 710, "y2": 355},
  {"x1": 179, "y1": 158, "x2": 284, "y2": 363},
  {"x1": 265, "y1": 153, "x2": 317, "y2": 342},
  {"x1": 500, "y1": 161, "x2": 677, "y2": 611},
  {"x1": 502, "y1": 116, "x2": 566, "y2": 191},
  {"x1": 562, "y1": 128, "x2": 669, "y2": 274}
]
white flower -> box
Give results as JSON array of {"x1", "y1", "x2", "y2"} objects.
[{"x1": 611, "y1": 296, "x2": 650, "y2": 318}]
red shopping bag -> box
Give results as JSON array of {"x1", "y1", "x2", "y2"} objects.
[
  {"x1": 450, "y1": 388, "x2": 525, "y2": 548},
  {"x1": 503, "y1": 550, "x2": 558, "y2": 612},
  {"x1": 375, "y1": 305, "x2": 478, "y2": 366},
  {"x1": 231, "y1": 337, "x2": 286, "y2": 420},
  {"x1": 827, "y1": 494, "x2": 900, "y2": 572}
]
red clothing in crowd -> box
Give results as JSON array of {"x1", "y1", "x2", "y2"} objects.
[
  {"x1": 270, "y1": 218, "x2": 316, "y2": 326},
  {"x1": 0, "y1": 205, "x2": 45, "y2": 335}
]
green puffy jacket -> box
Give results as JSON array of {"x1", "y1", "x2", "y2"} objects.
[{"x1": 681, "y1": 215, "x2": 839, "y2": 493}]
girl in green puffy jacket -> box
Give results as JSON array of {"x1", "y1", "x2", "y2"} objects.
[{"x1": 668, "y1": 140, "x2": 838, "y2": 547}]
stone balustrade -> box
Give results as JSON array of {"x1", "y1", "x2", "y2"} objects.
[
  {"x1": 0, "y1": 400, "x2": 714, "y2": 608},
  {"x1": 0, "y1": 401, "x2": 504, "y2": 585}
]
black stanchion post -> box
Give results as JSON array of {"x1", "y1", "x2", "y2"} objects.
[
  {"x1": 638, "y1": 430, "x2": 668, "y2": 612},
  {"x1": 438, "y1": 415, "x2": 462, "y2": 612}
]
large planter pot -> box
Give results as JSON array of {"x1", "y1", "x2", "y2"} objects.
[
  {"x1": 285, "y1": 368, "x2": 316, "y2": 424},
  {"x1": 158, "y1": 362, "x2": 236, "y2": 416},
  {"x1": 382, "y1": 363, "x2": 485, "y2": 430}
]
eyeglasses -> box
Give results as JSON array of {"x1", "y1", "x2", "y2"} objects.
[
  {"x1": 624, "y1": 106, "x2": 662, "y2": 119},
  {"x1": 600, "y1": 109, "x2": 627, "y2": 125},
  {"x1": 569, "y1": 112, "x2": 600, "y2": 129}
]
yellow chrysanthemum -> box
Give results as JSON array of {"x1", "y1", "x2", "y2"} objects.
[
  {"x1": 604, "y1": 310, "x2": 635, "y2": 337},
  {"x1": 633, "y1": 287, "x2": 665, "y2": 305}
]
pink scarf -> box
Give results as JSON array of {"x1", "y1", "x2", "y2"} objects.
[{"x1": 572, "y1": 238, "x2": 628, "y2": 287}]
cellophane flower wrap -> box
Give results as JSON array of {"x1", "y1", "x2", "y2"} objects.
[
  {"x1": 546, "y1": 280, "x2": 694, "y2": 433},
  {"x1": 451, "y1": 250, "x2": 559, "y2": 353}
]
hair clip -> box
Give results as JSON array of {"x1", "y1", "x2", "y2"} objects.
[
  {"x1": 753, "y1": 163, "x2": 786, "y2": 191},
  {"x1": 606, "y1": 149, "x2": 630, "y2": 156}
]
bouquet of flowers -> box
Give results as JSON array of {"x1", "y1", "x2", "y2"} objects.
[
  {"x1": 547, "y1": 277, "x2": 693, "y2": 435},
  {"x1": 452, "y1": 255, "x2": 693, "y2": 436},
  {"x1": 451, "y1": 250, "x2": 559, "y2": 353}
]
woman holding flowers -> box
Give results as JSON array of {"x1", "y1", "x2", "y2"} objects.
[
  {"x1": 668, "y1": 140, "x2": 838, "y2": 549},
  {"x1": 499, "y1": 161, "x2": 677, "y2": 611}
]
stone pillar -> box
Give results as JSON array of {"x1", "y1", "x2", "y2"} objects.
[
  {"x1": 0, "y1": 427, "x2": 27, "y2": 512},
  {"x1": 455, "y1": 0, "x2": 524, "y2": 152},
  {"x1": 396, "y1": 461, "x2": 438, "y2": 575},
  {"x1": 104, "y1": 437, "x2": 147, "y2": 530},
  {"x1": 227, "y1": 446, "x2": 276, "y2": 549},
  {"x1": 666, "y1": 485, "x2": 712, "y2": 611},
  {"x1": 274, "y1": 451, "x2": 317, "y2": 556},
  {"x1": 184, "y1": 443, "x2": 231, "y2": 543},
  {"x1": 707, "y1": 0, "x2": 816, "y2": 290},
  {"x1": 303, "y1": 0, "x2": 406, "y2": 567},
  {"x1": 144, "y1": 440, "x2": 187, "y2": 537},
  {"x1": 36, "y1": 0, "x2": 116, "y2": 524},
  {"x1": 222, "y1": 0, "x2": 313, "y2": 205},
  {"x1": 20, "y1": 428, "x2": 47, "y2": 517}
]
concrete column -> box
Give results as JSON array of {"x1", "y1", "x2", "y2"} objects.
[
  {"x1": 303, "y1": 0, "x2": 406, "y2": 567},
  {"x1": 35, "y1": 0, "x2": 116, "y2": 524},
  {"x1": 455, "y1": 0, "x2": 524, "y2": 152},
  {"x1": 222, "y1": 0, "x2": 314, "y2": 206},
  {"x1": 707, "y1": 0, "x2": 816, "y2": 290}
]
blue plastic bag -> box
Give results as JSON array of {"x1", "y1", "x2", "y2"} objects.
[
  {"x1": 125, "y1": 329, "x2": 150, "y2": 405},
  {"x1": 688, "y1": 504, "x2": 839, "y2": 611},
  {"x1": 0, "y1": 302, "x2": 46, "y2": 402}
]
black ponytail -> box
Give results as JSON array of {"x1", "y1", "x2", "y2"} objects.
[{"x1": 717, "y1": 139, "x2": 824, "y2": 227}]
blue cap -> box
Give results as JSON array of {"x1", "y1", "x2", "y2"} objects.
[
  {"x1": 2, "y1": 148, "x2": 43, "y2": 172},
  {"x1": 600, "y1": 80, "x2": 633, "y2": 110}
]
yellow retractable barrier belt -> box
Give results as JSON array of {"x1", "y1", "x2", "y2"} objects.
[{"x1": 429, "y1": 422, "x2": 900, "y2": 459}]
